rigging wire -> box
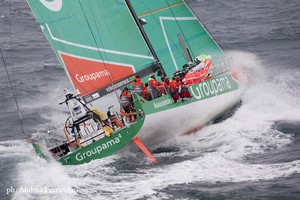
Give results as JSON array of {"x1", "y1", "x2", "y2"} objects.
[
  {"x1": 78, "y1": 1, "x2": 121, "y2": 101},
  {"x1": 0, "y1": 2, "x2": 28, "y2": 140},
  {"x1": 0, "y1": 47, "x2": 27, "y2": 138},
  {"x1": 9, "y1": 0, "x2": 16, "y2": 93}
]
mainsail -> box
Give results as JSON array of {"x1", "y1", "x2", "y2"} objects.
[
  {"x1": 27, "y1": 0, "x2": 158, "y2": 102},
  {"x1": 130, "y1": 0, "x2": 225, "y2": 78}
]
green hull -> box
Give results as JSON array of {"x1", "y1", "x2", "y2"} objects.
[
  {"x1": 32, "y1": 142, "x2": 48, "y2": 160},
  {"x1": 59, "y1": 120, "x2": 144, "y2": 165},
  {"x1": 141, "y1": 72, "x2": 239, "y2": 114},
  {"x1": 59, "y1": 71, "x2": 239, "y2": 165},
  {"x1": 57, "y1": 96, "x2": 145, "y2": 166},
  {"x1": 32, "y1": 72, "x2": 239, "y2": 165},
  {"x1": 126, "y1": 71, "x2": 241, "y2": 148},
  {"x1": 26, "y1": 0, "x2": 241, "y2": 164}
]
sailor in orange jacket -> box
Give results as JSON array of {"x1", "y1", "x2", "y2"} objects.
[
  {"x1": 148, "y1": 74, "x2": 158, "y2": 99},
  {"x1": 170, "y1": 76, "x2": 191, "y2": 101},
  {"x1": 156, "y1": 81, "x2": 165, "y2": 96},
  {"x1": 132, "y1": 75, "x2": 145, "y2": 97},
  {"x1": 120, "y1": 87, "x2": 133, "y2": 113},
  {"x1": 142, "y1": 83, "x2": 151, "y2": 100},
  {"x1": 162, "y1": 77, "x2": 171, "y2": 95},
  {"x1": 169, "y1": 76, "x2": 180, "y2": 102},
  {"x1": 170, "y1": 76, "x2": 181, "y2": 91}
]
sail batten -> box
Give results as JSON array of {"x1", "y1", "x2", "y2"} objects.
[
  {"x1": 45, "y1": 23, "x2": 155, "y2": 60},
  {"x1": 27, "y1": 0, "x2": 157, "y2": 101}
]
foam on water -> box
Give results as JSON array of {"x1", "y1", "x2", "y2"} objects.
[
  {"x1": 71, "y1": 51, "x2": 299, "y2": 198},
  {"x1": 3, "y1": 51, "x2": 299, "y2": 199},
  {"x1": 0, "y1": 140, "x2": 78, "y2": 200}
]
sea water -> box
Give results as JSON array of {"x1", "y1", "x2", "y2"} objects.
[{"x1": 0, "y1": 0, "x2": 299, "y2": 199}]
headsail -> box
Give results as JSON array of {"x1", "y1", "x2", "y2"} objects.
[
  {"x1": 27, "y1": 0, "x2": 158, "y2": 102},
  {"x1": 130, "y1": 0, "x2": 225, "y2": 77}
]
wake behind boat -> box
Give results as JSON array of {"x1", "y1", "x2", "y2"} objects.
[{"x1": 27, "y1": 0, "x2": 241, "y2": 165}]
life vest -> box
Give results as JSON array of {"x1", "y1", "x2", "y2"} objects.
[
  {"x1": 148, "y1": 78, "x2": 158, "y2": 89},
  {"x1": 120, "y1": 95, "x2": 130, "y2": 107},
  {"x1": 132, "y1": 78, "x2": 145, "y2": 96},
  {"x1": 148, "y1": 78, "x2": 158, "y2": 99},
  {"x1": 170, "y1": 80, "x2": 178, "y2": 93},
  {"x1": 170, "y1": 79, "x2": 182, "y2": 89},
  {"x1": 132, "y1": 84, "x2": 143, "y2": 96}
]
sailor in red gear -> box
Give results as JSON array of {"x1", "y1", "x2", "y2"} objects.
[
  {"x1": 132, "y1": 75, "x2": 145, "y2": 97},
  {"x1": 174, "y1": 75, "x2": 191, "y2": 99},
  {"x1": 120, "y1": 87, "x2": 133, "y2": 113},
  {"x1": 170, "y1": 76, "x2": 191, "y2": 101},
  {"x1": 162, "y1": 77, "x2": 171, "y2": 95},
  {"x1": 148, "y1": 74, "x2": 158, "y2": 99},
  {"x1": 169, "y1": 76, "x2": 180, "y2": 102},
  {"x1": 143, "y1": 83, "x2": 151, "y2": 100}
]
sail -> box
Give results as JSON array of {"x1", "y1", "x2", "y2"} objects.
[
  {"x1": 27, "y1": 0, "x2": 157, "y2": 102},
  {"x1": 130, "y1": 0, "x2": 225, "y2": 78}
]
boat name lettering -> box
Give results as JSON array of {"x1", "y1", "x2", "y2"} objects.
[
  {"x1": 153, "y1": 99, "x2": 173, "y2": 109},
  {"x1": 106, "y1": 76, "x2": 135, "y2": 92},
  {"x1": 75, "y1": 134, "x2": 122, "y2": 161},
  {"x1": 75, "y1": 70, "x2": 110, "y2": 83},
  {"x1": 190, "y1": 76, "x2": 232, "y2": 100}
]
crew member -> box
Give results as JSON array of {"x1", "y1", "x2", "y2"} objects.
[
  {"x1": 143, "y1": 83, "x2": 151, "y2": 101},
  {"x1": 170, "y1": 75, "x2": 191, "y2": 101},
  {"x1": 162, "y1": 77, "x2": 171, "y2": 95},
  {"x1": 170, "y1": 76, "x2": 180, "y2": 102},
  {"x1": 119, "y1": 87, "x2": 133, "y2": 113},
  {"x1": 148, "y1": 74, "x2": 158, "y2": 99},
  {"x1": 132, "y1": 75, "x2": 145, "y2": 96}
]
